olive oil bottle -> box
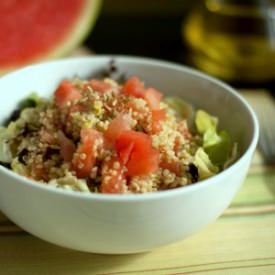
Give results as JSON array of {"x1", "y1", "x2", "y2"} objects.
[{"x1": 183, "y1": 0, "x2": 275, "y2": 83}]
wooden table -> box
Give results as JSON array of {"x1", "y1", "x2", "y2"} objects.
[{"x1": 0, "y1": 88, "x2": 274, "y2": 274}]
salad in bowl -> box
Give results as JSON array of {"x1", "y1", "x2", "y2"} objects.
[{"x1": 0, "y1": 75, "x2": 237, "y2": 194}]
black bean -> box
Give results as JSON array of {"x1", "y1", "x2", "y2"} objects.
[
  {"x1": 3, "y1": 96, "x2": 39, "y2": 126},
  {"x1": 90, "y1": 59, "x2": 128, "y2": 83},
  {"x1": 0, "y1": 162, "x2": 11, "y2": 169},
  {"x1": 18, "y1": 148, "x2": 29, "y2": 165},
  {"x1": 3, "y1": 109, "x2": 21, "y2": 126},
  {"x1": 43, "y1": 147, "x2": 60, "y2": 161},
  {"x1": 21, "y1": 124, "x2": 35, "y2": 137},
  {"x1": 188, "y1": 163, "x2": 199, "y2": 183}
]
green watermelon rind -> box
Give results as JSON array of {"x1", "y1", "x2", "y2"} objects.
[
  {"x1": 47, "y1": 0, "x2": 102, "y2": 60},
  {"x1": 1, "y1": 0, "x2": 102, "y2": 74}
]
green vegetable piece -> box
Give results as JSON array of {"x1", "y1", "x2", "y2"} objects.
[
  {"x1": 203, "y1": 129, "x2": 221, "y2": 148},
  {"x1": 4, "y1": 93, "x2": 44, "y2": 126},
  {"x1": 195, "y1": 110, "x2": 218, "y2": 135},
  {"x1": 164, "y1": 97, "x2": 194, "y2": 119},
  {"x1": 164, "y1": 96, "x2": 195, "y2": 128},
  {"x1": 224, "y1": 142, "x2": 238, "y2": 169},
  {"x1": 19, "y1": 92, "x2": 44, "y2": 109},
  {"x1": 205, "y1": 131, "x2": 231, "y2": 166},
  {"x1": 194, "y1": 148, "x2": 219, "y2": 180},
  {"x1": 195, "y1": 110, "x2": 234, "y2": 168}
]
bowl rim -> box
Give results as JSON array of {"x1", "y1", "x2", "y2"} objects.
[{"x1": 0, "y1": 55, "x2": 259, "y2": 202}]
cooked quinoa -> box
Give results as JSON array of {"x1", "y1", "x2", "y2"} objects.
[{"x1": 0, "y1": 76, "x2": 236, "y2": 194}]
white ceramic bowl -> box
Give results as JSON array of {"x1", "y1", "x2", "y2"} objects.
[{"x1": 0, "y1": 56, "x2": 259, "y2": 254}]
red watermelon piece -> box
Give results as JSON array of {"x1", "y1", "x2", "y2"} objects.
[{"x1": 0, "y1": 0, "x2": 101, "y2": 74}]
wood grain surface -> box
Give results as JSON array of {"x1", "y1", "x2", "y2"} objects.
[{"x1": 0, "y1": 85, "x2": 274, "y2": 274}]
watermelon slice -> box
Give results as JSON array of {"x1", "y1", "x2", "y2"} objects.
[{"x1": 0, "y1": 0, "x2": 101, "y2": 74}]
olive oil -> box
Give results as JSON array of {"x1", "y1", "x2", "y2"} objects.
[{"x1": 183, "y1": 0, "x2": 275, "y2": 83}]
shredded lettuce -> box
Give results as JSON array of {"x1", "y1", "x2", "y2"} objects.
[
  {"x1": 224, "y1": 142, "x2": 238, "y2": 169},
  {"x1": 0, "y1": 103, "x2": 42, "y2": 164},
  {"x1": 195, "y1": 110, "x2": 218, "y2": 135},
  {"x1": 163, "y1": 103, "x2": 236, "y2": 180},
  {"x1": 48, "y1": 173, "x2": 90, "y2": 192},
  {"x1": 4, "y1": 93, "x2": 44, "y2": 126},
  {"x1": 19, "y1": 92, "x2": 44, "y2": 109},
  {"x1": 195, "y1": 110, "x2": 234, "y2": 168},
  {"x1": 205, "y1": 130, "x2": 232, "y2": 166},
  {"x1": 164, "y1": 97, "x2": 194, "y2": 119},
  {"x1": 203, "y1": 129, "x2": 221, "y2": 148},
  {"x1": 0, "y1": 127, "x2": 12, "y2": 163},
  {"x1": 164, "y1": 96, "x2": 194, "y2": 128},
  {"x1": 194, "y1": 148, "x2": 219, "y2": 180}
]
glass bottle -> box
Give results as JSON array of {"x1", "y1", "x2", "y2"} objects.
[{"x1": 182, "y1": 0, "x2": 275, "y2": 84}]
